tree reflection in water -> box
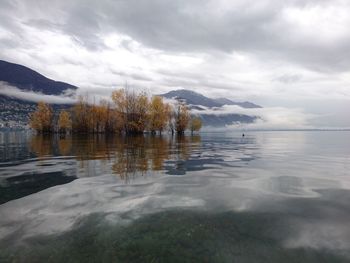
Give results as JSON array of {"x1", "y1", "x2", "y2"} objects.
[{"x1": 29, "y1": 134, "x2": 201, "y2": 181}]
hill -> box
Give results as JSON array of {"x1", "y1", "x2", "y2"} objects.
[
  {"x1": 161, "y1": 89, "x2": 261, "y2": 109},
  {"x1": 0, "y1": 60, "x2": 77, "y2": 95}
]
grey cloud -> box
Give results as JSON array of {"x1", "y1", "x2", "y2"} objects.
[
  {"x1": 156, "y1": 69, "x2": 245, "y2": 94},
  {"x1": 3, "y1": 0, "x2": 350, "y2": 71},
  {"x1": 24, "y1": 19, "x2": 63, "y2": 32},
  {"x1": 60, "y1": 0, "x2": 350, "y2": 72},
  {"x1": 274, "y1": 74, "x2": 302, "y2": 84},
  {"x1": 111, "y1": 70, "x2": 153, "y2": 82},
  {"x1": 63, "y1": 5, "x2": 107, "y2": 51}
]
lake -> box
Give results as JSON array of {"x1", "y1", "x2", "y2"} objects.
[{"x1": 0, "y1": 131, "x2": 350, "y2": 262}]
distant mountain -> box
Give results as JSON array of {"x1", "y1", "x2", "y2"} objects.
[
  {"x1": 0, "y1": 60, "x2": 77, "y2": 95},
  {"x1": 199, "y1": 114, "x2": 256, "y2": 126},
  {"x1": 161, "y1": 89, "x2": 261, "y2": 109},
  {"x1": 214, "y1": 98, "x2": 262, "y2": 109},
  {"x1": 161, "y1": 89, "x2": 261, "y2": 126},
  {"x1": 0, "y1": 60, "x2": 77, "y2": 128},
  {"x1": 161, "y1": 89, "x2": 222, "y2": 108}
]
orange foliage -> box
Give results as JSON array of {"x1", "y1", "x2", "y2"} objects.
[
  {"x1": 175, "y1": 103, "x2": 190, "y2": 134},
  {"x1": 29, "y1": 102, "x2": 53, "y2": 133}
]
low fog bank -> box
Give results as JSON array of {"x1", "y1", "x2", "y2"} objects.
[{"x1": 0, "y1": 82, "x2": 76, "y2": 104}]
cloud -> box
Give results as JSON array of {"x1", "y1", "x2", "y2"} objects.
[
  {"x1": 2, "y1": 0, "x2": 350, "y2": 72},
  {"x1": 192, "y1": 105, "x2": 314, "y2": 130},
  {"x1": 274, "y1": 74, "x2": 302, "y2": 84},
  {"x1": 0, "y1": 82, "x2": 76, "y2": 104}
]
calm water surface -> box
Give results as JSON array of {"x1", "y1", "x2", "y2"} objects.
[{"x1": 0, "y1": 131, "x2": 350, "y2": 262}]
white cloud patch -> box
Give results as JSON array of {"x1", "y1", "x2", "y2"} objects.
[
  {"x1": 0, "y1": 82, "x2": 76, "y2": 104},
  {"x1": 192, "y1": 105, "x2": 314, "y2": 130}
]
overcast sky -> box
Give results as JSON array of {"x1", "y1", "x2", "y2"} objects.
[{"x1": 1, "y1": 0, "x2": 350, "y2": 128}]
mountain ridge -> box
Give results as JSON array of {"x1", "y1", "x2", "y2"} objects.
[
  {"x1": 160, "y1": 89, "x2": 260, "y2": 126},
  {"x1": 0, "y1": 60, "x2": 78, "y2": 95},
  {"x1": 161, "y1": 89, "x2": 261, "y2": 109}
]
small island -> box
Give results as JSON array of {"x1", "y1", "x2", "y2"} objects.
[{"x1": 29, "y1": 88, "x2": 202, "y2": 135}]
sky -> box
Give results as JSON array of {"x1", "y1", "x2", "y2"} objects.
[{"x1": 0, "y1": 0, "x2": 350, "y2": 128}]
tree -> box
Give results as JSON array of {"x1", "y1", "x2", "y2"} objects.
[
  {"x1": 72, "y1": 96, "x2": 89, "y2": 133},
  {"x1": 190, "y1": 116, "x2": 202, "y2": 134},
  {"x1": 29, "y1": 102, "x2": 53, "y2": 133},
  {"x1": 112, "y1": 89, "x2": 128, "y2": 133},
  {"x1": 165, "y1": 103, "x2": 175, "y2": 135},
  {"x1": 112, "y1": 88, "x2": 149, "y2": 134},
  {"x1": 58, "y1": 110, "x2": 72, "y2": 133},
  {"x1": 133, "y1": 92, "x2": 149, "y2": 133},
  {"x1": 175, "y1": 103, "x2": 190, "y2": 134},
  {"x1": 149, "y1": 96, "x2": 169, "y2": 134},
  {"x1": 99, "y1": 100, "x2": 117, "y2": 133}
]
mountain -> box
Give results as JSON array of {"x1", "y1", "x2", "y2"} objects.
[
  {"x1": 161, "y1": 89, "x2": 261, "y2": 109},
  {"x1": 0, "y1": 60, "x2": 77, "y2": 128},
  {"x1": 161, "y1": 89, "x2": 261, "y2": 126},
  {"x1": 0, "y1": 60, "x2": 77, "y2": 95},
  {"x1": 161, "y1": 89, "x2": 222, "y2": 108},
  {"x1": 214, "y1": 98, "x2": 262, "y2": 108},
  {"x1": 199, "y1": 114, "x2": 256, "y2": 126}
]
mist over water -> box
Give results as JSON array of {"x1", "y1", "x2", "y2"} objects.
[{"x1": 0, "y1": 131, "x2": 350, "y2": 262}]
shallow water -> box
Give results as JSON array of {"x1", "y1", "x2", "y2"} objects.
[{"x1": 0, "y1": 131, "x2": 350, "y2": 262}]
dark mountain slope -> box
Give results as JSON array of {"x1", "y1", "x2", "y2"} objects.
[{"x1": 0, "y1": 60, "x2": 77, "y2": 95}]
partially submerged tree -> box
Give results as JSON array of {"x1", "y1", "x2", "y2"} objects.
[
  {"x1": 29, "y1": 102, "x2": 53, "y2": 133},
  {"x1": 112, "y1": 88, "x2": 150, "y2": 134},
  {"x1": 58, "y1": 110, "x2": 72, "y2": 133},
  {"x1": 166, "y1": 103, "x2": 175, "y2": 135},
  {"x1": 190, "y1": 116, "x2": 202, "y2": 134},
  {"x1": 175, "y1": 103, "x2": 190, "y2": 135},
  {"x1": 149, "y1": 96, "x2": 170, "y2": 135},
  {"x1": 72, "y1": 96, "x2": 90, "y2": 133}
]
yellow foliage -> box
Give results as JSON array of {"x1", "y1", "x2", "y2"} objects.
[
  {"x1": 29, "y1": 101, "x2": 53, "y2": 133},
  {"x1": 175, "y1": 103, "x2": 190, "y2": 134},
  {"x1": 58, "y1": 110, "x2": 71, "y2": 132},
  {"x1": 72, "y1": 96, "x2": 90, "y2": 132},
  {"x1": 190, "y1": 116, "x2": 202, "y2": 133},
  {"x1": 112, "y1": 89, "x2": 150, "y2": 134},
  {"x1": 149, "y1": 96, "x2": 170, "y2": 134}
]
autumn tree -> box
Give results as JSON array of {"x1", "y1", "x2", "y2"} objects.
[
  {"x1": 149, "y1": 96, "x2": 170, "y2": 134},
  {"x1": 99, "y1": 100, "x2": 118, "y2": 133},
  {"x1": 112, "y1": 88, "x2": 149, "y2": 134},
  {"x1": 72, "y1": 96, "x2": 90, "y2": 133},
  {"x1": 190, "y1": 116, "x2": 202, "y2": 134},
  {"x1": 112, "y1": 89, "x2": 128, "y2": 132},
  {"x1": 58, "y1": 110, "x2": 72, "y2": 133},
  {"x1": 132, "y1": 92, "x2": 149, "y2": 133},
  {"x1": 89, "y1": 102, "x2": 107, "y2": 133},
  {"x1": 165, "y1": 103, "x2": 175, "y2": 135},
  {"x1": 29, "y1": 102, "x2": 53, "y2": 133},
  {"x1": 175, "y1": 103, "x2": 190, "y2": 134}
]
